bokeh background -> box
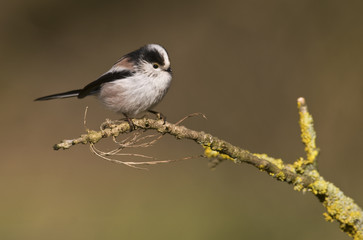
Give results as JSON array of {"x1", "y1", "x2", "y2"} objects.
[{"x1": 1, "y1": 1, "x2": 362, "y2": 239}]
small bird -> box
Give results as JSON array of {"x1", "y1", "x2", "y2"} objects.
[{"x1": 35, "y1": 44, "x2": 172, "y2": 128}]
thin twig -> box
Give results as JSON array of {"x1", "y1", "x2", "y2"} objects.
[{"x1": 53, "y1": 103, "x2": 363, "y2": 239}]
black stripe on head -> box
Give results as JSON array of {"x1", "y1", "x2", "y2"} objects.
[
  {"x1": 123, "y1": 45, "x2": 167, "y2": 66},
  {"x1": 142, "y1": 48, "x2": 165, "y2": 66}
]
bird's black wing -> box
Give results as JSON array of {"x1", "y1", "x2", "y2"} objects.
[{"x1": 78, "y1": 70, "x2": 133, "y2": 98}]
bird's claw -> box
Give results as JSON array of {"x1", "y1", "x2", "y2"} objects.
[{"x1": 148, "y1": 110, "x2": 166, "y2": 124}]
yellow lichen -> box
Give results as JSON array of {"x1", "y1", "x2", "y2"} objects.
[
  {"x1": 203, "y1": 146, "x2": 219, "y2": 158},
  {"x1": 297, "y1": 101, "x2": 319, "y2": 165},
  {"x1": 308, "y1": 176, "x2": 363, "y2": 238},
  {"x1": 253, "y1": 153, "x2": 284, "y2": 169},
  {"x1": 354, "y1": 232, "x2": 363, "y2": 240},
  {"x1": 293, "y1": 157, "x2": 305, "y2": 173},
  {"x1": 293, "y1": 176, "x2": 305, "y2": 192},
  {"x1": 203, "y1": 146, "x2": 234, "y2": 161},
  {"x1": 309, "y1": 178, "x2": 328, "y2": 195},
  {"x1": 323, "y1": 212, "x2": 334, "y2": 222},
  {"x1": 276, "y1": 171, "x2": 286, "y2": 181},
  {"x1": 307, "y1": 169, "x2": 320, "y2": 179},
  {"x1": 293, "y1": 184, "x2": 304, "y2": 192}
]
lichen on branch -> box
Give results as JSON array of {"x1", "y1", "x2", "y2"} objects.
[{"x1": 53, "y1": 98, "x2": 363, "y2": 239}]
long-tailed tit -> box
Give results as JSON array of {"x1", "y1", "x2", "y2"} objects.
[{"x1": 35, "y1": 44, "x2": 172, "y2": 127}]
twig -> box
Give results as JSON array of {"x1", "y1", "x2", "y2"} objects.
[{"x1": 53, "y1": 98, "x2": 363, "y2": 239}]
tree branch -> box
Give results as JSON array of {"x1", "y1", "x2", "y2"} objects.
[{"x1": 54, "y1": 98, "x2": 363, "y2": 239}]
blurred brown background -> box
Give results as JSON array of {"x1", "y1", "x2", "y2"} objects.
[{"x1": 1, "y1": 0, "x2": 362, "y2": 239}]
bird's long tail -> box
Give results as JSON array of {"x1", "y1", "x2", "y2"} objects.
[{"x1": 34, "y1": 89, "x2": 82, "y2": 101}]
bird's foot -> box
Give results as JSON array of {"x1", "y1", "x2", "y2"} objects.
[
  {"x1": 125, "y1": 118, "x2": 136, "y2": 131},
  {"x1": 148, "y1": 110, "x2": 166, "y2": 124}
]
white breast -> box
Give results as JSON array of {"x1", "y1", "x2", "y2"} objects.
[{"x1": 98, "y1": 71, "x2": 172, "y2": 117}]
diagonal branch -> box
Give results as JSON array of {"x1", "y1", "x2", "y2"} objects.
[{"x1": 53, "y1": 98, "x2": 363, "y2": 239}]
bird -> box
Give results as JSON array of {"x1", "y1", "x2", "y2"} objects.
[{"x1": 35, "y1": 44, "x2": 172, "y2": 128}]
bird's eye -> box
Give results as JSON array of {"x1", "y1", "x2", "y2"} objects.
[{"x1": 153, "y1": 63, "x2": 159, "y2": 69}]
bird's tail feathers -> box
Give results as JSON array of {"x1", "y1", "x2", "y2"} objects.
[{"x1": 34, "y1": 89, "x2": 82, "y2": 101}]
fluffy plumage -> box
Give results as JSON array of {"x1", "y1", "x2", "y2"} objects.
[{"x1": 35, "y1": 44, "x2": 172, "y2": 118}]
